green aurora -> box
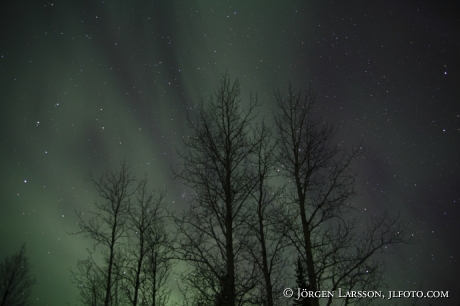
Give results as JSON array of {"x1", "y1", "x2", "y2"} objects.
[{"x1": 1, "y1": 1, "x2": 458, "y2": 305}]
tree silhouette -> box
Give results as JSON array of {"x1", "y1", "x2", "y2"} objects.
[
  {"x1": 172, "y1": 72, "x2": 261, "y2": 305},
  {"x1": 244, "y1": 121, "x2": 289, "y2": 306},
  {"x1": 72, "y1": 162, "x2": 171, "y2": 306},
  {"x1": 0, "y1": 243, "x2": 36, "y2": 306},
  {"x1": 72, "y1": 161, "x2": 135, "y2": 306},
  {"x1": 121, "y1": 180, "x2": 171, "y2": 306},
  {"x1": 172, "y1": 75, "x2": 412, "y2": 305},
  {"x1": 274, "y1": 84, "x2": 412, "y2": 306},
  {"x1": 292, "y1": 257, "x2": 310, "y2": 306}
]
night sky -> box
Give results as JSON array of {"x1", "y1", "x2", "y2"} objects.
[{"x1": 1, "y1": 1, "x2": 459, "y2": 305}]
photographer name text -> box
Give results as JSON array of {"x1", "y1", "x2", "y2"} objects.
[{"x1": 282, "y1": 288, "x2": 449, "y2": 300}]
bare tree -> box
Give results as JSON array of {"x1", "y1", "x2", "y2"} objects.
[
  {"x1": 244, "y1": 122, "x2": 289, "y2": 306},
  {"x1": 0, "y1": 244, "x2": 36, "y2": 306},
  {"x1": 140, "y1": 223, "x2": 172, "y2": 306},
  {"x1": 72, "y1": 161, "x2": 138, "y2": 306},
  {"x1": 72, "y1": 162, "x2": 172, "y2": 306},
  {"x1": 72, "y1": 257, "x2": 105, "y2": 306},
  {"x1": 171, "y1": 75, "x2": 412, "y2": 305},
  {"x1": 274, "y1": 84, "x2": 412, "y2": 306},
  {"x1": 172, "y1": 72, "x2": 261, "y2": 305},
  {"x1": 122, "y1": 178, "x2": 171, "y2": 306}
]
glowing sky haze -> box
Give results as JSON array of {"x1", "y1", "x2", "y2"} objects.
[{"x1": 0, "y1": 1, "x2": 459, "y2": 305}]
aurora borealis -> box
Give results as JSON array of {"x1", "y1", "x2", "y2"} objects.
[{"x1": 0, "y1": 0, "x2": 459, "y2": 305}]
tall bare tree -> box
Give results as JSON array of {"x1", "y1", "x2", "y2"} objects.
[
  {"x1": 244, "y1": 122, "x2": 289, "y2": 306},
  {"x1": 72, "y1": 162, "x2": 172, "y2": 306},
  {"x1": 122, "y1": 179, "x2": 171, "y2": 306},
  {"x1": 72, "y1": 161, "x2": 136, "y2": 306},
  {"x1": 274, "y1": 84, "x2": 412, "y2": 306},
  {"x1": 140, "y1": 222, "x2": 172, "y2": 306},
  {"x1": 172, "y1": 72, "x2": 261, "y2": 305},
  {"x1": 0, "y1": 244, "x2": 36, "y2": 306}
]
